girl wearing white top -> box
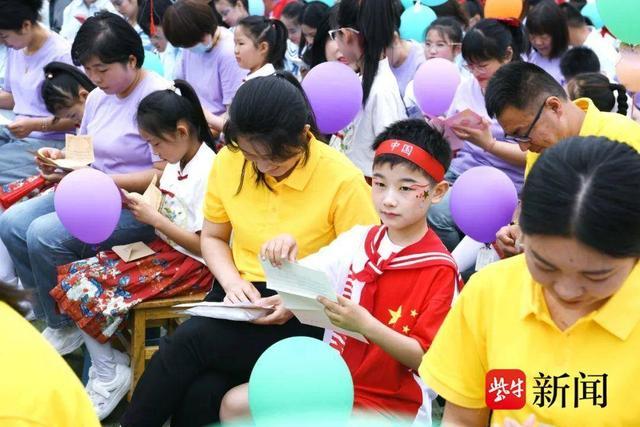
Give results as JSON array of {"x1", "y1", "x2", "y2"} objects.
[
  {"x1": 49, "y1": 80, "x2": 216, "y2": 421},
  {"x1": 329, "y1": 0, "x2": 407, "y2": 178},
  {"x1": 405, "y1": 17, "x2": 465, "y2": 118},
  {"x1": 233, "y1": 16, "x2": 288, "y2": 81}
]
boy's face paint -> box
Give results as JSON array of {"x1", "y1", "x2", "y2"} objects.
[{"x1": 371, "y1": 163, "x2": 435, "y2": 235}]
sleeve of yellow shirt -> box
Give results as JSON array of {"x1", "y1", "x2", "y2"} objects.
[
  {"x1": 330, "y1": 173, "x2": 380, "y2": 235},
  {"x1": 418, "y1": 274, "x2": 490, "y2": 409},
  {"x1": 203, "y1": 148, "x2": 230, "y2": 223}
]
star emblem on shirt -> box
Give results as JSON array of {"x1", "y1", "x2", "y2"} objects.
[
  {"x1": 410, "y1": 309, "x2": 418, "y2": 318},
  {"x1": 402, "y1": 325, "x2": 410, "y2": 334},
  {"x1": 388, "y1": 305, "x2": 402, "y2": 325}
]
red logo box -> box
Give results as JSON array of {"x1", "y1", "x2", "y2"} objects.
[{"x1": 486, "y1": 369, "x2": 527, "y2": 410}]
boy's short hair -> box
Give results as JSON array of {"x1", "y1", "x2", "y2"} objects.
[
  {"x1": 371, "y1": 119, "x2": 452, "y2": 182},
  {"x1": 560, "y1": 46, "x2": 600, "y2": 81},
  {"x1": 485, "y1": 62, "x2": 567, "y2": 119}
]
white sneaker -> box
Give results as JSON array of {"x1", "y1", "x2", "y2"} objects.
[
  {"x1": 87, "y1": 363, "x2": 132, "y2": 421},
  {"x1": 42, "y1": 325, "x2": 83, "y2": 355}
]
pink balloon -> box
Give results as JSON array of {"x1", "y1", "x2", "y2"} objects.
[
  {"x1": 302, "y1": 61, "x2": 363, "y2": 134},
  {"x1": 54, "y1": 168, "x2": 122, "y2": 244},
  {"x1": 450, "y1": 166, "x2": 518, "y2": 243},
  {"x1": 413, "y1": 58, "x2": 461, "y2": 116},
  {"x1": 616, "y1": 51, "x2": 640, "y2": 92}
]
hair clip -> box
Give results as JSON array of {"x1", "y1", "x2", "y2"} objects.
[{"x1": 46, "y1": 73, "x2": 54, "y2": 79}]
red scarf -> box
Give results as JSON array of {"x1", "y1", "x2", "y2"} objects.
[{"x1": 330, "y1": 226, "x2": 461, "y2": 369}]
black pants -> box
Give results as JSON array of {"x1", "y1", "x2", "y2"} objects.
[{"x1": 121, "y1": 282, "x2": 323, "y2": 427}]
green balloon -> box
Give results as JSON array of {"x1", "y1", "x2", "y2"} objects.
[
  {"x1": 213, "y1": 412, "x2": 415, "y2": 427},
  {"x1": 248, "y1": 337, "x2": 354, "y2": 424},
  {"x1": 596, "y1": 0, "x2": 640, "y2": 45},
  {"x1": 142, "y1": 51, "x2": 164, "y2": 77}
]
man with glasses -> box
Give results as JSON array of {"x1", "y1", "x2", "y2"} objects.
[{"x1": 484, "y1": 61, "x2": 640, "y2": 256}]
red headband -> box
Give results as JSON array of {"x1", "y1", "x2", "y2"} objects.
[{"x1": 374, "y1": 139, "x2": 445, "y2": 182}]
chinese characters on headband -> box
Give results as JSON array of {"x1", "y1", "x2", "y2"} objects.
[{"x1": 486, "y1": 369, "x2": 608, "y2": 410}]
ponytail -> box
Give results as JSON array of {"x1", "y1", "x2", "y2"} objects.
[
  {"x1": 566, "y1": 72, "x2": 627, "y2": 116},
  {"x1": 41, "y1": 62, "x2": 96, "y2": 115},
  {"x1": 610, "y1": 82, "x2": 629, "y2": 116},
  {"x1": 238, "y1": 16, "x2": 289, "y2": 70},
  {"x1": 137, "y1": 79, "x2": 217, "y2": 152},
  {"x1": 337, "y1": 0, "x2": 396, "y2": 105}
]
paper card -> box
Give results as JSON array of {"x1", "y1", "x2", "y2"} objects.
[
  {"x1": 445, "y1": 109, "x2": 485, "y2": 130},
  {"x1": 142, "y1": 175, "x2": 162, "y2": 212},
  {"x1": 0, "y1": 115, "x2": 11, "y2": 127},
  {"x1": 112, "y1": 241, "x2": 155, "y2": 262},
  {"x1": 36, "y1": 134, "x2": 94, "y2": 171},
  {"x1": 429, "y1": 116, "x2": 464, "y2": 152},
  {"x1": 173, "y1": 301, "x2": 274, "y2": 322},
  {"x1": 261, "y1": 259, "x2": 337, "y2": 302}
]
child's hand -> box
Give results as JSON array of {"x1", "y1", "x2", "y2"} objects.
[
  {"x1": 35, "y1": 147, "x2": 66, "y2": 183},
  {"x1": 125, "y1": 193, "x2": 163, "y2": 227},
  {"x1": 451, "y1": 118, "x2": 494, "y2": 151},
  {"x1": 260, "y1": 234, "x2": 298, "y2": 267},
  {"x1": 7, "y1": 118, "x2": 36, "y2": 139},
  {"x1": 251, "y1": 294, "x2": 294, "y2": 325},
  {"x1": 317, "y1": 295, "x2": 375, "y2": 335}
]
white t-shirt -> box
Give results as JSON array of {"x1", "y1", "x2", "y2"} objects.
[
  {"x1": 330, "y1": 58, "x2": 407, "y2": 176},
  {"x1": 59, "y1": 0, "x2": 116, "y2": 41},
  {"x1": 157, "y1": 143, "x2": 216, "y2": 263},
  {"x1": 582, "y1": 27, "x2": 619, "y2": 78}
]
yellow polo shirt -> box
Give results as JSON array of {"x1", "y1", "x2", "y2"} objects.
[
  {"x1": 203, "y1": 134, "x2": 379, "y2": 282},
  {"x1": 419, "y1": 255, "x2": 640, "y2": 426},
  {"x1": 525, "y1": 98, "x2": 640, "y2": 176},
  {"x1": 0, "y1": 302, "x2": 100, "y2": 426}
]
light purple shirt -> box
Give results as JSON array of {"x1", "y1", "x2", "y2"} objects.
[
  {"x1": 391, "y1": 40, "x2": 426, "y2": 97},
  {"x1": 447, "y1": 77, "x2": 525, "y2": 192},
  {"x1": 79, "y1": 71, "x2": 170, "y2": 174},
  {"x1": 526, "y1": 50, "x2": 564, "y2": 85},
  {"x1": 176, "y1": 28, "x2": 247, "y2": 115},
  {"x1": 3, "y1": 31, "x2": 72, "y2": 140}
]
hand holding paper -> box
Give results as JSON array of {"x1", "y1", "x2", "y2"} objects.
[
  {"x1": 36, "y1": 134, "x2": 95, "y2": 171},
  {"x1": 261, "y1": 258, "x2": 368, "y2": 342},
  {"x1": 317, "y1": 295, "x2": 376, "y2": 337},
  {"x1": 446, "y1": 109, "x2": 494, "y2": 150},
  {"x1": 124, "y1": 176, "x2": 165, "y2": 226}
]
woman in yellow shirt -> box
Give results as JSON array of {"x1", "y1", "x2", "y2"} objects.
[
  {"x1": 0, "y1": 282, "x2": 99, "y2": 426},
  {"x1": 420, "y1": 136, "x2": 640, "y2": 426},
  {"x1": 122, "y1": 72, "x2": 379, "y2": 427}
]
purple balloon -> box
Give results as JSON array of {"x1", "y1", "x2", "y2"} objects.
[
  {"x1": 413, "y1": 58, "x2": 461, "y2": 117},
  {"x1": 302, "y1": 61, "x2": 363, "y2": 134},
  {"x1": 450, "y1": 166, "x2": 518, "y2": 243},
  {"x1": 54, "y1": 168, "x2": 122, "y2": 244}
]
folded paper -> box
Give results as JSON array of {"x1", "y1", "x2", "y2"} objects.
[{"x1": 112, "y1": 241, "x2": 155, "y2": 262}]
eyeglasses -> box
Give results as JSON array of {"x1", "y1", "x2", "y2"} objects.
[
  {"x1": 328, "y1": 27, "x2": 360, "y2": 41},
  {"x1": 463, "y1": 62, "x2": 491, "y2": 74},
  {"x1": 503, "y1": 99, "x2": 548, "y2": 145},
  {"x1": 425, "y1": 41, "x2": 461, "y2": 51}
]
